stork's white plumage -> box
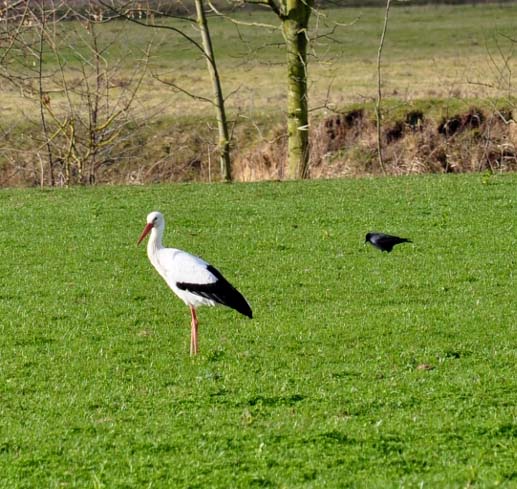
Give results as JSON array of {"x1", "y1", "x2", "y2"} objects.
[{"x1": 137, "y1": 211, "x2": 252, "y2": 355}]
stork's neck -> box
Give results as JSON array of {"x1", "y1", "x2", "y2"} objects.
[{"x1": 147, "y1": 226, "x2": 164, "y2": 258}]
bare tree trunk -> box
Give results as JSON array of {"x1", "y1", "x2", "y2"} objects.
[
  {"x1": 194, "y1": 0, "x2": 232, "y2": 182},
  {"x1": 282, "y1": 0, "x2": 312, "y2": 179},
  {"x1": 375, "y1": 0, "x2": 391, "y2": 175},
  {"x1": 37, "y1": 10, "x2": 55, "y2": 186},
  {"x1": 88, "y1": 17, "x2": 102, "y2": 184}
]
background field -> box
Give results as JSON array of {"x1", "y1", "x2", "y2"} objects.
[
  {"x1": 4, "y1": 3, "x2": 517, "y2": 123},
  {"x1": 1, "y1": 173, "x2": 516, "y2": 487},
  {"x1": 3, "y1": 4, "x2": 517, "y2": 185}
]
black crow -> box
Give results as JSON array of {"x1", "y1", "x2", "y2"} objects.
[{"x1": 365, "y1": 232, "x2": 412, "y2": 253}]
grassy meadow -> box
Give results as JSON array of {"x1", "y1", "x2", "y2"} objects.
[
  {"x1": 1, "y1": 173, "x2": 517, "y2": 487},
  {"x1": 4, "y1": 3, "x2": 517, "y2": 124}
]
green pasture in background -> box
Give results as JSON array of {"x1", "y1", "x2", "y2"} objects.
[{"x1": 5, "y1": 3, "x2": 517, "y2": 124}]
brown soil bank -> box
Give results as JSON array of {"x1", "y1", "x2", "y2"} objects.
[
  {"x1": 2, "y1": 102, "x2": 517, "y2": 186},
  {"x1": 235, "y1": 104, "x2": 517, "y2": 181}
]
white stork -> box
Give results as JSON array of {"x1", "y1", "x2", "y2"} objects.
[{"x1": 137, "y1": 211, "x2": 252, "y2": 355}]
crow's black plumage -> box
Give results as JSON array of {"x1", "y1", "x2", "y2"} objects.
[{"x1": 365, "y1": 232, "x2": 412, "y2": 253}]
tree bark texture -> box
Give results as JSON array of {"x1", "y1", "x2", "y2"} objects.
[
  {"x1": 282, "y1": 0, "x2": 312, "y2": 179},
  {"x1": 194, "y1": 0, "x2": 232, "y2": 182}
]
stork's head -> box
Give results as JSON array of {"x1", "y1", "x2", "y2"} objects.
[{"x1": 137, "y1": 211, "x2": 164, "y2": 245}]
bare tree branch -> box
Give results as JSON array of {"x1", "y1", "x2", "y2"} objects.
[
  {"x1": 98, "y1": 0, "x2": 211, "y2": 64},
  {"x1": 207, "y1": 0, "x2": 280, "y2": 29},
  {"x1": 151, "y1": 71, "x2": 214, "y2": 105}
]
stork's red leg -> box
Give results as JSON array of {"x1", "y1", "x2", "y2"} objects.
[{"x1": 190, "y1": 306, "x2": 199, "y2": 355}]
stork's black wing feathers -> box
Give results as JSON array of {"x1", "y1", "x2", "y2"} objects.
[{"x1": 176, "y1": 265, "x2": 253, "y2": 318}]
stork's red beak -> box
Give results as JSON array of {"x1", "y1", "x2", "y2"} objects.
[{"x1": 137, "y1": 222, "x2": 153, "y2": 245}]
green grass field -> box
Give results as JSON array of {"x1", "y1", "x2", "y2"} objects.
[{"x1": 1, "y1": 173, "x2": 517, "y2": 487}]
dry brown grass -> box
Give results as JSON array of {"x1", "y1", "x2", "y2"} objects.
[
  {"x1": 227, "y1": 104, "x2": 517, "y2": 182},
  {"x1": 306, "y1": 105, "x2": 517, "y2": 180},
  {"x1": 3, "y1": 98, "x2": 517, "y2": 186},
  {"x1": 2, "y1": 50, "x2": 511, "y2": 126}
]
